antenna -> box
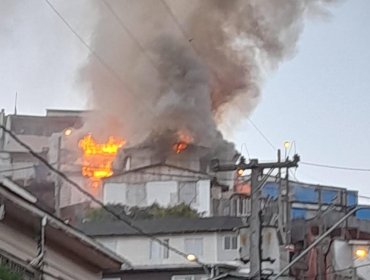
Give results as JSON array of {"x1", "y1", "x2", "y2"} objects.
[{"x1": 14, "y1": 92, "x2": 18, "y2": 115}]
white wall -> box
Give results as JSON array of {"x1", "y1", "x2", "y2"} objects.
[
  {"x1": 104, "y1": 183, "x2": 128, "y2": 205},
  {"x1": 331, "y1": 240, "x2": 370, "y2": 279},
  {"x1": 103, "y1": 179, "x2": 212, "y2": 216},
  {"x1": 239, "y1": 227, "x2": 281, "y2": 273},
  {"x1": 146, "y1": 181, "x2": 178, "y2": 206},
  {"x1": 216, "y1": 232, "x2": 240, "y2": 263},
  {"x1": 195, "y1": 180, "x2": 210, "y2": 216},
  {"x1": 98, "y1": 232, "x2": 220, "y2": 266}
]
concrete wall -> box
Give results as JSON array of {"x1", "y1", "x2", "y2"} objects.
[{"x1": 60, "y1": 174, "x2": 91, "y2": 207}]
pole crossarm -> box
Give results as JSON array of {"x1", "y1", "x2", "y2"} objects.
[
  {"x1": 212, "y1": 154, "x2": 300, "y2": 280},
  {"x1": 212, "y1": 155, "x2": 300, "y2": 172}
]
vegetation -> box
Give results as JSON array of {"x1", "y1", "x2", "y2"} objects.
[
  {"x1": 86, "y1": 203, "x2": 201, "y2": 221},
  {"x1": 0, "y1": 264, "x2": 22, "y2": 280}
]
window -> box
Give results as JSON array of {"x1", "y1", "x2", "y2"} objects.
[
  {"x1": 184, "y1": 238, "x2": 203, "y2": 257},
  {"x1": 179, "y1": 182, "x2": 198, "y2": 204},
  {"x1": 150, "y1": 240, "x2": 161, "y2": 259},
  {"x1": 149, "y1": 239, "x2": 170, "y2": 259},
  {"x1": 126, "y1": 184, "x2": 146, "y2": 205},
  {"x1": 224, "y1": 235, "x2": 238, "y2": 250}
]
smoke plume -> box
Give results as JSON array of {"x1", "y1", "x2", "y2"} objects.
[{"x1": 80, "y1": 0, "x2": 336, "y2": 154}]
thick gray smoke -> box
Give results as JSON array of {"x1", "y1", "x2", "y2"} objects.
[{"x1": 80, "y1": 0, "x2": 336, "y2": 155}]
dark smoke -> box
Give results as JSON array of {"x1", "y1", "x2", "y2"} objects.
[{"x1": 80, "y1": 0, "x2": 337, "y2": 156}]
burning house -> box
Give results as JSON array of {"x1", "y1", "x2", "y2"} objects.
[{"x1": 0, "y1": 0, "x2": 348, "y2": 222}]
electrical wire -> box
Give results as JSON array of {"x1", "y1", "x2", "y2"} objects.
[
  {"x1": 40, "y1": 2, "x2": 209, "y2": 266},
  {"x1": 102, "y1": 0, "x2": 276, "y2": 159},
  {"x1": 300, "y1": 262, "x2": 370, "y2": 279},
  {"x1": 0, "y1": 162, "x2": 58, "y2": 174},
  {"x1": 162, "y1": 0, "x2": 280, "y2": 162},
  {"x1": 43, "y1": 0, "x2": 157, "y2": 119},
  {"x1": 0, "y1": 165, "x2": 35, "y2": 174},
  {"x1": 240, "y1": 143, "x2": 251, "y2": 160},
  {"x1": 358, "y1": 195, "x2": 370, "y2": 200},
  {"x1": 246, "y1": 118, "x2": 277, "y2": 152},
  {"x1": 0, "y1": 124, "x2": 208, "y2": 270},
  {"x1": 301, "y1": 161, "x2": 370, "y2": 172}
]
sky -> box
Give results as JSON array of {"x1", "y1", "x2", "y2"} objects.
[{"x1": 1, "y1": 1, "x2": 369, "y2": 199}]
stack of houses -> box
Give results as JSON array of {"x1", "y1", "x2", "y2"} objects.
[{"x1": 1, "y1": 109, "x2": 370, "y2": 279}]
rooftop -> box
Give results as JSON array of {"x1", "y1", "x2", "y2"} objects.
[
  {"x1": 0, "y1": 179, "x2": 130, "y2": 269},
  {"x1": 80, "y1": 216, "x2": 244, "y2": 237}
]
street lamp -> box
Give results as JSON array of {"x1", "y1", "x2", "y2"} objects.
[
  {"x1": 355, "y1": 248, "x2": 368, "y2": 259},
  {"x1": 284, "y1": 141, "x2": 290, "y2": 159},
  {"x1": 63, "y1": 128, "x2": 73, "y2": 136},
  {"x1": 186, "y1": 254, "x2": 198, "y2": 262},
  {"x1": 273, "y1": 206, "x2": 370, "y2": 279}
]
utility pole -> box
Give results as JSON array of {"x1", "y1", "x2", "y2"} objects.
[
  {"x1": 317, "y1": 188, "x2": 324, "y2": 280},
  {"x1": 54, "y1": 135, "x2": 62, "y2": 218},
  {"x1": 213, "y1": 155, "x2": 300, "y2": 279}
]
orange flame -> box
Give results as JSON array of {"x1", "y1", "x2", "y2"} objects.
[
  {"x1": 78, "y1": 134, "x2": 125, "y2": 180},
  {"x1": 173, "y1": 142, "x2": 188, "y2": 154},
  {"x1": 172, "y1": 130, "x2": 193, "y2": 154}
]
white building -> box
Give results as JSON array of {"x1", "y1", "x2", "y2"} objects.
[
  {"x1": 0, "y1": 109, "x2": 82, "y2": 184},
  {"x1": 103, "y1": 163, "x2": 213, "y2": 216},
  {"x1": 81, "y1": 216, "x2": 243, "y2": 268}
]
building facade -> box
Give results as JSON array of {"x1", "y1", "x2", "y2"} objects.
[
  {"x1": 0, "y1": 179, "x2": 127, "y2": 280},
  {"x1": 81, "y1": 216, "x2": 243, "y2": 268}
]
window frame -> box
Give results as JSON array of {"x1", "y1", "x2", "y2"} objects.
[
  {"x1": 223, "y1": 235, "x2": 238, "y2": 250},
  {"x1": 149, "y1": 238, "x2": 170, "y2": 260}
]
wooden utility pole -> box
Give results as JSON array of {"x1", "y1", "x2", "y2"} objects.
[{"x1": 213, "y1": 155, "x2": 300, "y2": 279}]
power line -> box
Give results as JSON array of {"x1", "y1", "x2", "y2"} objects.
[
  {"x1": 247, "y1": 118, "x2": 277, "y2": 152},
  {"x1": 0, "y1": 165, "x2": 35, "y2": 174},
  {"x1": 358, "y1": 195, "x2": 370, "y2": 200},
  {"x1": 39, "y1": 3, "x2": 204, "y2": 264},
  {"x1": 302, "y1": 262, "x2": 370, "y2": 278},
  {"x1": 158, "y1": 1, "x2": 278, "y2": 154},
  {"x1": 301, "y1": 161, "x2": 370, "y2": 172},
  {"x1": 0, "y1": 124, "x2": 208, "y2": 270},
  {"x1": 43, "y1": 0, "x2": 156, "y2": 119},
  {"x1": 0, "y1": 162, "x2": 58, "y2": 174}
]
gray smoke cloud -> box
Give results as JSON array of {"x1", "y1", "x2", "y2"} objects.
[{"x1": 80, "y1": 0, "x2": 336, "y2": 155}]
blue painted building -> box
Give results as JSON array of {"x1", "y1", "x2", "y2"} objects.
[{"x1": 258, "y1": 180, "x2": 370, "y2": 220}]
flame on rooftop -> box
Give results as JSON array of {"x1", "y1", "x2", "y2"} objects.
[{"x1": 78, "y1": 134, "x2": 125, "y2": 185}]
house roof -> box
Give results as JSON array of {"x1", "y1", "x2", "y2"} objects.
[
  {"x1": 9, "y1": 114, "x2": 81, "y2": 136},
  {"x1": 79, "y1": 216, "x2": 244, "y2": 237},
  {"x1": 0, "y1": 179, "x2": 130, "y2": 269}
]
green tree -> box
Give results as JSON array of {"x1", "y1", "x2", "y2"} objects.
[
  {"x1": 0, "y1": 264, "x2": 22, "y2": 280},
  {"x1": 86, "y1": 203, "x2": 201, "y2": 221}
]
